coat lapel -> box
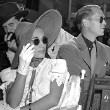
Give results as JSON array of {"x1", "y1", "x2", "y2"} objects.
[
  {"x1": 74, "y1": 34, "x2": 91, "y2": 68},
  {"x1": 93, "y1": 41, "x2": 108, "y2": 75}
]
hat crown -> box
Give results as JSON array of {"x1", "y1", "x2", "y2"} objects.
[
  {"x1": 0, "y1": 2, "x2": 29, "y2": 25},
  {"x1": 0, "y1": 2, "x2": 21, "y2": 17}
]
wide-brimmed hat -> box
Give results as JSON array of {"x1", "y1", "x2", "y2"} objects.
[
  {"x1": 11, "y1": 9, "x2": 62, "y2": 69},
  {"x1": 15, "y1": 22, "x2": 32, "y2": 45},
  {"x1": 0, "y1": 2, "x2": 30, "y2": 25}
]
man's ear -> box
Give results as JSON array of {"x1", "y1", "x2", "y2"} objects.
[{"x1": 82, "y1": 18, "x2": 89, "y2": 27}]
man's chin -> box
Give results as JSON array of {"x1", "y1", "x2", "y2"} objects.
[{"x1": 98, "y1": 32, "x2": 104, "y2": 36}]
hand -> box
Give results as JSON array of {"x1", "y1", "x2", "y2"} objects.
[
  {"x1": 8, "y1": 40, "x2": 17, "y2": 52},
  {"x1": 4, "y1": 33, "x2": 17, "y2": 52},
  {"x1": 18, "y1": 43, "x2": 34, "y2": 75},
  {"x1": 4, "y1": 33, "x2": 13, "y2": 42},
  {"x1": 20, "y1": 43, "x2": 34, "y2": 63}
]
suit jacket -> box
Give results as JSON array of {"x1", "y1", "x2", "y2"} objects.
[{"x1": 57, "y1": 34, "x2": 110, "y2": 90}]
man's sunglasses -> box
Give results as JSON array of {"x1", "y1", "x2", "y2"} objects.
[
  {"x1": 90, "y1": 17, "x2": 106, "y2": 23},
  {"x1": 32, "y1": 36, "x2": 48, "y2": 46}
]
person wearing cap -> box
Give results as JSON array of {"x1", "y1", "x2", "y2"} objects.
[
  {"x1": 0, "y1": 2, "x2": 30, "y2": 62},
  {"x1": 57, "y1": 4, "x2": 110, "y2": 109},
  {"x1": 0, "y1": 9, "x2": 82, "y2": 110},
  {"x1": 0, "y1": 25, "x2": 11, "y2": 72}
]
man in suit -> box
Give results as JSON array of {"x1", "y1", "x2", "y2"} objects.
[
  {"x1": 57, "y1": 5, "x2": 110, "y2": 107},
  {"x1": 0, "y1": 2, "x2": 30, "y2": 53},
  {"x1": 57, "y1": 4, "x2": 110, "y2": 83}
]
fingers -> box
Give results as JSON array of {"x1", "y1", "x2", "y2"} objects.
[
  {"x1": 8, "y1": 40, "x2": 16, "y2": 48},
  {"x1": 23, "y1": 43, "x2": 34, "y2": 52},
  {"x1": 7, "y1": 33, "x2": 13, "y2": 41},
  {"x1": 20, "y1": 43, "x2": 34, "y2": 63},
  {"x1": 4, "y1": 34, "x2": 7, "y2": 41},
  {"x1": 4, "y1": 33, "x2": 13, "y2": 42},
  {"x1": 18, "y1": 43, "x2": 34, "y2": 75},
  {"x1": 21, "y1": 43, "x2": 34, "y2": 55}
]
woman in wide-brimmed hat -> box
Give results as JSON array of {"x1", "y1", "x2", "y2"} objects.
[
  {"x1": 0, "y1": 9, "x2": 82, "y2": 110},
  {"x1": 0, "y1": 9, "x2": 69, "y2": 110}
]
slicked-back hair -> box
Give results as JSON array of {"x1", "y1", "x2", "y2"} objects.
[{"x1": 75, "y1": 5, "x2": 101, "y2": 30}]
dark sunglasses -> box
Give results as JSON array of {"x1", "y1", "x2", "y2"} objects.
[
  {"x1": 99, "y1": 17, "x2": 106, "y2": 23},
  {"x1": 90, "y1": 17, "x2": 105, "y2": 23},
  {"x1": 32, "y1": 36, "x2": 48, "y2": 46}
]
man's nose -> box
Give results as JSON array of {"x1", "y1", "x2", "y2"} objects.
[
  {"x1": 103, "y1": 19, "x2": 106, "y2": 26},
  {"x1": 3, "y1": 27, "x2": 8, "y2": 33}
]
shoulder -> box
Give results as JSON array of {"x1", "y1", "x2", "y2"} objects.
[
  {"x1": 57, "y1": 38, "x2": 79, "y2": 58},
  {"x1": 59, "y1": 38, "x2": 78, "y2": 51},
  {"x1": 97, "y1": 41, "x2": 110, "y2": 60},
  {"x1": 97, "y1": 40, "x2": 110, "y2": 52},
  {"x1": 47, "y1": 59, "x2": 70, "y2": 86}
]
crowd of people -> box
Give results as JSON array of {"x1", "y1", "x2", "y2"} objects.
[{"x1": 0, "y1": 1, "x2": 110, "y2": 110}]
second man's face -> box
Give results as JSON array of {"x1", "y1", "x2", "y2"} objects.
[{"x1": 2, "y1": 16, "x2": 19, "y2": 34}]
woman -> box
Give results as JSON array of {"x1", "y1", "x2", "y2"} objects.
[{"x1": 0, "y1": 9, "x2": 81, "y2": 110}]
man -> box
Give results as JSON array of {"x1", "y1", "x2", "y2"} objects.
[
  {"x1": 0, "y1": 2, "x2": 30, "y2": 52},
  {"x1": 57, "y1": 4, "x2": 110, "y2": 81},
  {"x1": 0, "y1": 2, "x2": 26, "y2": 99},
  {"x1": 57, "y1": 4, "x2": 110, "y2": 107},
  {"x1": 0, "y1": 2, "x2": 30, "y2": 65}
]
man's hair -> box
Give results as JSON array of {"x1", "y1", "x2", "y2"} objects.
[{"x1": 75, "y1": 4, "x2": 101, "y2": 30}]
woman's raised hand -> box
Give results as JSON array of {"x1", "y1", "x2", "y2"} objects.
[
  {"x1": 18, "y1": 43, "x2": 34, "y2": 75},
  {"x1": 20, "y1": 43, "x2": 34, "y2": 63}
]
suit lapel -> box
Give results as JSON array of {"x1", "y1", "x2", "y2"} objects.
[
  {"x1": 74, "y1": 34, "x2": 91, "y2": 68},
  {"x1": 94, "y1": 41, "x2": 108, "y2": 74}
]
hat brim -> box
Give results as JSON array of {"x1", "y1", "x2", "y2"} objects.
[
  {"x1": 2, "y1": 9, "x2": 30, "y2": 25},
  {"x1": 11, "y1": 9, "x2": 62, "y2": 69},
  {"x1": 13, "y1": 9, "x2": 30, "y2": 18},
  {"x1": 20, "y1": 9, "x2": 62, "y2": 47}
]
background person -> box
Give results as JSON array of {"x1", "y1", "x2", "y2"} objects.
[{"x1": 0, "y1": 2, "x2": 30, "y2": 64}]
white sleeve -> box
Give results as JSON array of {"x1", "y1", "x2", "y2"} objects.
[
  {"x1": 0, "y1": 67, "x2": 16, "y2": 83},
  {"x1": 60, "y1": 75, "x2": 81, "y2": 108},
  {"x1": 50, "y1": 59, "x2": 70, "y2": 86},
  {"x1": 0, "y1": 68, "x2": 20, "y2": 110}
]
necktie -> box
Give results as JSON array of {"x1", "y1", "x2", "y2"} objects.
[
  {"x1": 91, "y1": 43, "x2": 96, "y2": 77},
  {"x1": 24, "y1": 69, "x2": 36, "y2": 105},
  {"x1": 25, "y1": 60, "x2": 37, "y2": 105},
  {"x1": 29, "y1": 69, "x2": 36, "y2": 102}
]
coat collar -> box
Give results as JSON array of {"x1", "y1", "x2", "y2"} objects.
[
  {"x1": 73, "y1": 33, "x2": 86, "y2": 51},
  {"x1": 74, "y1": 34, "x2": 91, "y2": 67}
]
